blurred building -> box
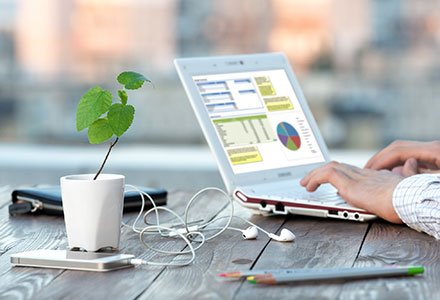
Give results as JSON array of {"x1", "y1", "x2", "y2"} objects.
[{"x1": 0, "y1": 0, "x2": 439, "y2": 148}]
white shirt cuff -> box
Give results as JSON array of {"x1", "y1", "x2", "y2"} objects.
[{"x1": 392, "y1": 174, "x2": 440, "y2": 238}]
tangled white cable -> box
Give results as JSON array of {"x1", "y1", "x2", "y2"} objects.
[{"x1": 123, "y1": 185, "x2": 295, "y2": 267}]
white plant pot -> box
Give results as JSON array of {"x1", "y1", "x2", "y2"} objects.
[{"x1": 60, "y1": 174, "x2": 125, "y2": 252}]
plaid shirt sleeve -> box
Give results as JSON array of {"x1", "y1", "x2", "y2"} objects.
[{"x1": 393, "y1": 173, "x2": 440, "y2": 239}]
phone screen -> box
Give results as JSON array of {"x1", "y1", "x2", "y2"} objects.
[{"x1": 11, "y1": 249, "x2": 134, "y2": 272}]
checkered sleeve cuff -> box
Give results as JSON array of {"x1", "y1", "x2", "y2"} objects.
[{"x1": 393, "y1": 174, "x2": 440, "y2": 239}]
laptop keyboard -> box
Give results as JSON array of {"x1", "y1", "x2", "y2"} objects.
[
  {"x1": 268, "y1": 188, "x2": 345, "y2": 204},
  {"x1": 246, "y1": 182, "x2": 346, "y2": 205}
]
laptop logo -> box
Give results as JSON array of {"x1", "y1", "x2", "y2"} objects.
[
  {"x1": 225, "y1": 60, "x2": 244, "y2": 66},
  {"x1": 277, "y1": 172, "x2": 292, "y2": 178}
]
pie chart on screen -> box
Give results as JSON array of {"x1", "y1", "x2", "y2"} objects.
[{"x1": 277, "y1": 122, "x2": 301, "y2": 151}]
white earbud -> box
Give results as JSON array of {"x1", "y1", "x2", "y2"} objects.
[
  {"x1": 268, "y1": 228, "x2": 295, "y2": 242},
  {"x1": 124, "y1": 186, "x2": 296, "y2": 268},
  {"x1": 242, "y1": 226, "x2": 258, "y2": 240}
]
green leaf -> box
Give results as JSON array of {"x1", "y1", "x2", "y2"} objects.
[
  {"x1": 117, "y1": 71, "x2": 151, "y2": 90},
  {"x1": 76, "y1": 86, "x2": 112, "y2": 132},
  {"x1": 87, "y1": 118, "x2": 114, "y2": 144},
  {"x1": 118, "y1": 90, "x2": 128, "y2": 105},
  {"x1": 107, "y1": 103, "x2": 135, "y2": 137}
]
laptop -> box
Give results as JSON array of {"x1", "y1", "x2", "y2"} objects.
[{"x1": 175, "y1": 53, "x2": 376, "y2": 222}]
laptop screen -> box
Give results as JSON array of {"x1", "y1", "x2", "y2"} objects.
[{"x1": 192, "y1": 69, "x2": 325, "y2": 174}]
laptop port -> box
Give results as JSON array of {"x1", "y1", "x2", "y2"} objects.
[
  {"x1": 354, "y1": 213, "x2": 360, "y2": 220},
  {"x1": 328, "y1": 210, "x2": 338, "y2": 216},
  {"x1": 342, "y1": 211, "x2": 349, "y2": 219},
  {"x1": 260, "y1": 201, "x2": 267, "y2": 208},
  {"x1": 275, "y1": 202, "x2": 285, "y2": 213}
]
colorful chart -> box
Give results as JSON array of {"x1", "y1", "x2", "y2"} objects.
[{"x1": 277, "y1": 122, "x2": 301, "y2": 151}]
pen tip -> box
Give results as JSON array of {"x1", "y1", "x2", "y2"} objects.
[
  {"x1": 408, "y1": 266, "x2": 424, "y2": 275},
  {"x1": 219, "y1": 273, "x2": 226, "y2": 277}
]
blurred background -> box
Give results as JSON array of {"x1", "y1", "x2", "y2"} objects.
[{"x1": 0, "y1": 0, "x2": 439, "y2": 189}]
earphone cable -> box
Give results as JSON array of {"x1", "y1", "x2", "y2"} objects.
[{"x1": 123, "y1": 185, "x2": 293, "y2": 267}]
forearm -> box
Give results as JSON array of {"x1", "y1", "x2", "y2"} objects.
[{"x1": 393, "y1": 174, "x2": 440, "y2": 239}]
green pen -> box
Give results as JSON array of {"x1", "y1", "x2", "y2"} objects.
[{"x1": 247, "y1": 266, "x2": 424, "y2": 284}]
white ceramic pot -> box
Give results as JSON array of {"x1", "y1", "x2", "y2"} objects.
[{"x1": 60, "y1": 174, "x2": 125, "y2": 252}]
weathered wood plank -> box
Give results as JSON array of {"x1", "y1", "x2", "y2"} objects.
[
  {"x1": 0, "y1": 185, "x2": 11, "y2": 208},
  {"x1": 338, "y1": 220, "x2": 440, "y2": 300},
  {"x1": 30, "y1": 190, "x2": 234, "y2": 300},
  {"x1": 0, "y1": 190, "x2": 192, "y2": 299},
  {"x1": 0, "y1": 205, "x2": 67, "y2": 299},
  {"x1": 1, "y1": 184, "x2": 438, "y2": 300},
  {"x1": 137, "y1": 203, "x2": 287, "y2": 300},
  {"x1": 233, "y1": 216, "x2": 370, "y2": 300}
]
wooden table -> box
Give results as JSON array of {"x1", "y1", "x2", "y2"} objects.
[{"x1": 0, "y1": 187, "x2": 438, "y2": 300}]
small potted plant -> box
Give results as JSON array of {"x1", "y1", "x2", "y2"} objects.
[{"x1": 60, "y1": 72, "x2": 150, "y2": 252}]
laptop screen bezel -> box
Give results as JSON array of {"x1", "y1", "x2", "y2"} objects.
[{"x1": 174, "y1": 53, "x2": 331, "y2": 192}]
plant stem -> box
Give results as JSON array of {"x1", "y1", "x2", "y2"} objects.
[{"x1": 93, "y1": 137, "x2": 119, "y2": 180}]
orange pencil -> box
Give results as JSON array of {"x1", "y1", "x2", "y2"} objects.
[{"x1": 219, "y1": 269, "x2": 297, "y2": 278}]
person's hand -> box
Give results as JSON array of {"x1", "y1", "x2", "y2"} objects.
[
  {"x1": 365, "y1": 140, "x2": 440, "y2": 176},
  {"x1": 300, "y1": 161, "x2": 403, "y2": 223}
]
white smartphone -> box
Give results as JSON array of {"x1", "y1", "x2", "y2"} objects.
[{"x1": 10, "y1": 249, "x2": 135, "y2": 272}]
